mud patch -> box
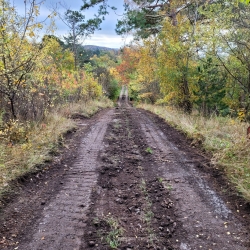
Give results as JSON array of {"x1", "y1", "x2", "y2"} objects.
[
  {"x1": 83, "y1": 107, "x2": 179, "y2": 249},
  {"x1": 0, "y1": 100, "x2": 249, "y2": 249}
]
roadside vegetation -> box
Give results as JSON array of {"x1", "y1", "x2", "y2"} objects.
[
  {"x1": 0, "y1": 97, "x2": 113, "y2": 197},
  {"x1": 139, "y1": 103, "x2": 250, "y2": 201}
]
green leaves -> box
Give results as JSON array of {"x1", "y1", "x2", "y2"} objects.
[
  {"x1": 239, "y1": 0, "x2": 250, "y2": 4},
  {"x1": 115, "y1": 2, "x2": 164, "y2": 38}
]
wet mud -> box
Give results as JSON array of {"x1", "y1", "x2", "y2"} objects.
[{"x1": 83, "y1": 107, "x2": 178, "y2": 250}]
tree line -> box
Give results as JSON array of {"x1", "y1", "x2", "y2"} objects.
[
  {"x1": 111, "y1": 0, "x2": 250, "y2": 120},
  {"x1": 0, "y1": 0, "x2": 120, "y2": 124},
  {"x1": 1, "y1": 0, "x2": 250, "y2": 122}
]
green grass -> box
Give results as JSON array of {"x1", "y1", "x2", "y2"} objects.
[
  {"x1": 97, "y1": 214, "x2": 123, "y2": 249},
  {"x1": 139, "y1": 103, "x2": 250, "y2": 201},
  {"x1": 105, "y1": 216, "x2": 123, "y2": 249},
  {"x1": 145, "y1": 147, "x2": 153, "y2": 154}
]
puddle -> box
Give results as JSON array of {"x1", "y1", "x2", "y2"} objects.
[{"x1": 194, "y1": 171, "x2": 232, "y2": 219}]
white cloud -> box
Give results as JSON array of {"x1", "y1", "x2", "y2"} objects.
[
  {"x1": 14, "y1": 0, "x2": 134, "y2": 48},
  {"x1": 83, "y1": 33, "x2": 134, "y2": 49}
]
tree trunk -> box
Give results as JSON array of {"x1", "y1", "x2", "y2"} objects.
[
  {"x1": 182, "y1": 78, "x2": 192, "y2": 114},
  {"x1": 72, "y1": 22, "x2": 78, "y2": 71},
  {"x1": 9, "y1": 96, "x2": 16, "y2": 119}
]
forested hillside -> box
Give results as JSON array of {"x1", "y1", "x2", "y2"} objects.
[
  {"x1": 81, "y1": 0, "x2": 250, "y2": 200},
  {"x1": 0, "y1": 0, "x2": 120, "y2": 195}
]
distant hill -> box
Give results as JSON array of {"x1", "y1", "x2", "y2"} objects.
[{"x1": 83, "y1": 45, "x2": 120, "y2": 52}]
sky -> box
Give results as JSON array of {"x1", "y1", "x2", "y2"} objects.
[{"x1": 14, "y1": 0, "x2": 134, "y2": 48}]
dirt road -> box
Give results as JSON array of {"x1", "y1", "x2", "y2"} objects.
[{"x1": 0, "y1": 88, "x2": 249, "y2": 249}]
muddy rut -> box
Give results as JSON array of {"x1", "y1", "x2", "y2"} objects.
[{"x1": 0, "y1": 87, "x2": 249, "y2": 249}]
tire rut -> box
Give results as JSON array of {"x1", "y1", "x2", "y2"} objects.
[
  {"x1": 134, "y1": 108, "x2": 249, "y2": 249},
  {"x1": 83, "y1": 105, "x2": 177, "y2": 250},
  {"x1": 17, "y1": 109, "x2": 114, "y2": 250}
]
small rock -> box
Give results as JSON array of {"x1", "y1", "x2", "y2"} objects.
[
  {"x1": 135, "y1": 208, "x2": 140, "y2": 214},
  {"x1": 128, "y1": 206, "x2": 134, "y2": 212},
  {"x1": 160, "y1": 222, "x2": 169, "y2": 227},
  {"x1": 123, "y1": 195, "x2": 128, "y2": 200},
  {"x1": 41, "y1": 201, "x2": 46, "y2": 205},
  {"x1": 115, "y1": 198, "x2": 122, "y2": 204},
  {"x1": 94, "y1": 220, "x2": 99, "y2": 226},
  {"x1": 88, "y1": 241, "x2": 95, "y2": 247}
]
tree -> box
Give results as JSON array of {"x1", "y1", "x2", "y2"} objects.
[
  {"x1": 57, "y1": 7, "x2": 102, "y2": 70},
  {"x1": 133, "y1": 38, "x2": 161, "y2": 103},
  {"x1": 116, "y1": 46, "x2": 139, "y2": 85},
  {"x1": 90, "y1": 52, "x2": 120, "y2": 99},
  {"x1": 0, "y1": 0, "x2": 53, "y2": 119},
  {"x1": 197, "y1": 0, "x2": 250, "y2": 117},
  {"x1": 194, "y1": 58, "x2": 227, "y2": 116},
  {"x1": 116, "y1": 0, "x2": 211, "y2": 39}
]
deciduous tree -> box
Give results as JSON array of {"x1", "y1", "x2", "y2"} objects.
[{"x1": 0, "y1": 0, "x2": 53, "y2": 119}]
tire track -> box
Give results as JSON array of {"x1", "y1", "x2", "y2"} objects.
[
  {"x1": 18, "y1": 109, "x2": 114, "y2": 250},
  {"x1": 132, "y1": 108, "x2": 249, "y2": 250}
]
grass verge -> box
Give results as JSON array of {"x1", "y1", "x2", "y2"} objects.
[
  {"x1": 0, "y1": 97, "x2": 113, "y2": 199},
  {"x1": 59, "y1": 96, "x2": 114, "y2": 118},
  {"x1": 138, "y1": 103, "x2": 250, "y2": 201}
]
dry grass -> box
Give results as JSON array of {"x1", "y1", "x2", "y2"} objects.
[
  {"x1": 0, "y1": 97, "x2": 113, "y2": 197},
  {"x1": 139, "y1": 103, "x2": 250, "y2": 201},
  {"x1": 59, "y1": 97, "x2": 114, "y2": 118},
  {"x1": 0, "y1": 113, "x2": 75, "y2": 196}
]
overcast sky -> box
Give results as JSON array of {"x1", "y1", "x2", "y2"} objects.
[{"x1": 14, "y1": 0, "x2": 133, "y2": 48}]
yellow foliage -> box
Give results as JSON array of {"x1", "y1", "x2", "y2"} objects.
[
  {"x1": 136, "y1": 39, "x2": 157, "y2": 84},
  {"x1": 28, "y1": 31, "x2": 35, "y2": 38},
  {"x1": 109, "y1": 67, "x2": 121, "y2": 81},
  {"x1": 81, "y1": 71, "x2": 102, "y2": 99},
  {"x1": 1, "y1": 120, "x2": 30, "y2": 144}
]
